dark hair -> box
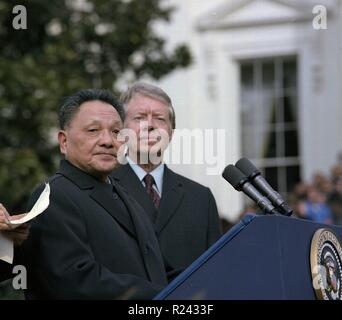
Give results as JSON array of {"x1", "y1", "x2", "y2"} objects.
[
  {"x1": 120, "y1": 82, "x2": 176, "y2": 129},
  {"x1": 59, "y1": 88, "x2": 124, "y2": 129}
]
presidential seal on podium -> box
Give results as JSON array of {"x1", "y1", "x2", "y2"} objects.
[{"x1": 311, "y1": 228, "x2": 342, "y2": 300}]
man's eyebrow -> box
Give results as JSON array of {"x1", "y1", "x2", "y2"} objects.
[
  {"x1": 113, "y1": 120, "x2": 122, "y2": 127},
  {"x1": 153, "y1": 112, "x2": 165, "y2": 116},
  {"x1": 84, "y1": 120, "x2": 122, "y2": 126},
  {"x1": 85, "y1": 120, "x2": 101, "y2": 125}
]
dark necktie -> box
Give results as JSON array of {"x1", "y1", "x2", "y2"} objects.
[{"x1": 143, "y1": 174, "x2": 161, "y2": 210}]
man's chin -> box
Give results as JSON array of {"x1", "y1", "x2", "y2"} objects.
[
  {"x1": 97, "y1": 161, "x2": 119, "y2": 173},
  {"x1": 132, "y1": 151, "x2": 162, "y2": 165}
]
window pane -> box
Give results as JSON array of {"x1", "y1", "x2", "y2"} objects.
[
  {"x1": 241, "y1": 64, "x2": 254, "y2": 88},
  {"x1": 283, "y1": 60, "x2": 297, "y2": 90},
  {"x1": 284, "y1": 129, "x2": 299, "y2": 157},
  {"x1": 241, "y1": 129, "x2": 258, "y2": 159},
  {"x1": 262, "y1": 61, "x2": 275, "y2": 90},
  {"x1": 283, "y1": 95, "x2": 297, "y2": 124},
  {"x1": 264, "y1": 166, "x2": 278, "y2": 190},
  {"x1": 263, "y1": 129, "x2": 277, "y2": 158},
  {"x1": 286, "y1": 165, "x2": 301, "y2": 192},
  {"x1": 241, "y1": 91, "x2": 264, "y2": 127},
  {"x1": 262, "y1": 94, "x2": 278, "y2": 126}
]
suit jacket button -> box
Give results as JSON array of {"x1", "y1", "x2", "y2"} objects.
[{"x1": 113, "y1": 193, "x2": 118, "y2": 199}]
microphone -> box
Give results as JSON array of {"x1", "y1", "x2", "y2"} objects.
[
  {"x1": 235, "y1": 158, "x2": 293, "y2": 216},
  {"x1": 222, "y1": 164, "x2": 280, "y2": 215}
]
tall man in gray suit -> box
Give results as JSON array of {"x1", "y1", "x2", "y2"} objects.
[{"x1": 111, "y1": 83, "x2": 222, "y2": 279}]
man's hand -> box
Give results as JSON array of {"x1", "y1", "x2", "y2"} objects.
[{"x1": 0, "y1": 203, "x2": 30, "y2": 246}]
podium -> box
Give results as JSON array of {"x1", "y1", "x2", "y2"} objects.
[{"x1": 155, "y1": 215, "x2": 342, "y2": 300}]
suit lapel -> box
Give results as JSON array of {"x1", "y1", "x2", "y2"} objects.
[
  {"x1": 89, "y1": 183, "x2": 137, "y2": 239},
  {"x1": 58, "y1": 160, "x2": 137, "y2": 239},
  {"x1": 156, "y1": 166, "x2": 184, "y2": 233},
  {"x1": 112, "y1": 179, "x2": 167, "y2": 284},
  {"x1": 112, "y1": 165, "x2": 157, "y2": 223}
]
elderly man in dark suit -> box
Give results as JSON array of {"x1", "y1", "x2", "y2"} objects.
[
  {"x1": 20, "y1": 89, "x2": 168, "y2": 299},
  {"x1": 111, "y1": 83, "x2": 222, "y2": 279}
]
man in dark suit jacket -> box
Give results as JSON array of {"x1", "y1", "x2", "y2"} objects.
[
  {"x1": 20, "y1": 88, "x2": 168, "y2": 299},
  {"x1": 112, "y1": 83, "x2": 222, "y2": 278}
]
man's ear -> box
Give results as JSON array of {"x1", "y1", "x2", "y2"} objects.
[{"x1": 58, "y1": 130, "x2": 67, "y2": 155}]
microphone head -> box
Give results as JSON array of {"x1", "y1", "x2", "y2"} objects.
[
  {"x1": 235, "y1": 157, "x2": 260, "y2": 179},
  {"x1": 222, "y1": 165, "x2": 248, "y2": 191}
]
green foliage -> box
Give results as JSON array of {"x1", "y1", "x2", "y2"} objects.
[{"x1": 0, "y1": 0, "x2": 191, "y2": 212}]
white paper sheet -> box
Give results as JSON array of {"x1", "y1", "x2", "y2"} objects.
[
  {"x1": 8, "y1": 183, "x2": 50, "y2": 225},
  {"x1": 0, "y1": 183, "x2": 50, "y2": 263},
  {"x1": 0, "y1": 232, "x2": 14, "y2": 264}
]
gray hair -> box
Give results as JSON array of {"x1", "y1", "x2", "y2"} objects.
[{"x1": 120, "y1": 82, "x2": 176, "y2": 129}]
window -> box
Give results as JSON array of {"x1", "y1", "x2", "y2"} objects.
[{"x1": 240, "y1": 57, "x2": 301, "y2": 197}]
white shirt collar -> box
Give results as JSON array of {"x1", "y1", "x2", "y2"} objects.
[{"x1": 126, "y1": 157, "x2": 164, "y2": 195}]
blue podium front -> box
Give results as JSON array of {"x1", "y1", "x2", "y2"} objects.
[{"x1": 155, "y1": 215, "x2": 342, "y2": 300}]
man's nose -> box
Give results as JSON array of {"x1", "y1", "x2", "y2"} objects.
[
  {"x1": 147, "y1": 115, "x2": 156, "y2": 131},
  {"x1": 99, "y1": 130, "x2": 114, "y2": 147}
]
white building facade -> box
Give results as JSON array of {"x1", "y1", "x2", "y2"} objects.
[{"x1": 156, "y1": 0, "x2": 342, "y2": 221}]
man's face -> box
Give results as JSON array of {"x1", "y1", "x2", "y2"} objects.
[
  {"x1": 58, "y1": 100, "x2": 123, "y2": 181},
  {"x1": 123, "y1": 94, "x2": 173, "y2": 160}
]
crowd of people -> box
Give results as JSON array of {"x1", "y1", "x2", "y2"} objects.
[{"x1": 290, "y1": 153, "x2": 342, "y2": 226}]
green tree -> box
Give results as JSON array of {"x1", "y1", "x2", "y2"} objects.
[{"x1": 0, "y1": 0, "x2": 191, "y2": 212}]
